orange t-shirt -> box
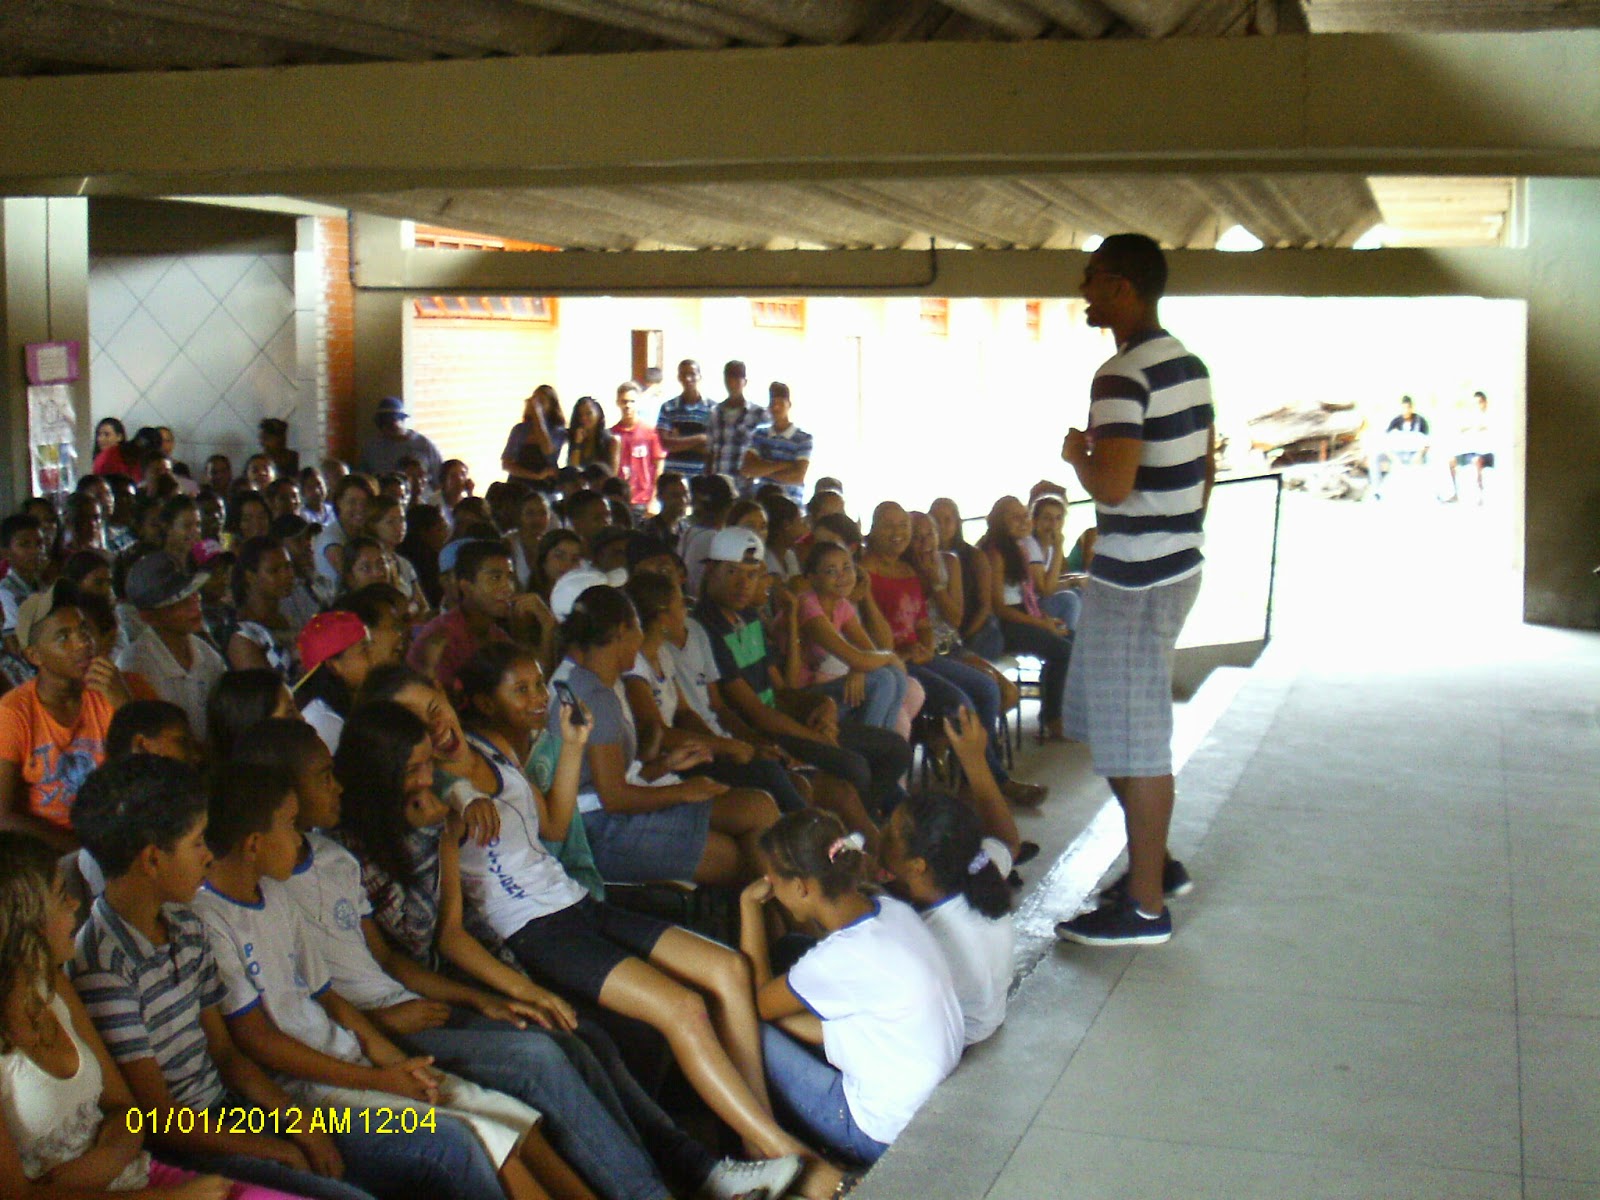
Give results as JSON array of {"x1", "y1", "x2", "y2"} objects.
[{"x1": 0, "y1": 680, "x2": 115, "y2": 831}]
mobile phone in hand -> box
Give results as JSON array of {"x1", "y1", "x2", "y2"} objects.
[{"x1": 553, "y1": 680, "x2": 587, "y2": 727}]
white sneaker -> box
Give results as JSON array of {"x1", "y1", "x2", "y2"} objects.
[{"x1": 697, "y1": 1155, "x2": 803, "y2": 1200}]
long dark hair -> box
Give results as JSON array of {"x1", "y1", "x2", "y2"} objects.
[
  {"x1": 225, "y1": 492, "x2": 272, "y2": 538},
  {"x1": 207, "y1": 669, "x2": 288, "y2": 756},
  {"x1": 979, "y1": 502, "x2": 1027, "y2": 585},
  {"x1": 398, "y1": 504, "x2": 447, "y2": 608},
  {"x1": 899, "y1": 791, "x2": 1011, "y2": 919},
  {"x1": 759, "y1": 808, "x2": 867, "y2": 900},
  {"x1": 532, "y1": 528, "x2": 583, "y2": 598},
  {"x1": 233, "y1": 718, "x2": 330, "y2": 792},
  {"x1": 333, "y1": 702, "x2": 432, "y2": 890}
]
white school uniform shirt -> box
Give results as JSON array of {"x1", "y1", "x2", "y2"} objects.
[
  {"x1": 921, "y1": 893, "x2": 1014, "y2": 1045},
  {"x1": 787, "y1": 894, "x2": 964, "y2": 1145},
  {"x1": 455, "y1": 731, "x2": 588, "y2": 941},
  {"x1": 193, "y1": 870, "x2": 539, "y2": 1167},
  {"x1": 627, "y1": 645, "x2": 681, "y2": 728},
  {"x1": 672, "y1": 618, "x2": 731, "y2": 736},
  {"x1": 115, "y1": 627, "x2": 227, "y2": 740},
  {"x1": 280, "y1": 831, "x2": 420, "y2": 1012},
  {"x1": 191, "y1": 876, "x2": 365, "y2": 1065}
]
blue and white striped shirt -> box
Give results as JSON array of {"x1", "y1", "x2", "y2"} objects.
[
  {"x1": 1086, "y1": 329, "x2": 1214, "y2": 590},
  {"x1": 71, "y1": 898, "x2": 228, "y2": 1110},
  {"x1": 746, "y1": 422, "x2": 814, "y2": 502}
]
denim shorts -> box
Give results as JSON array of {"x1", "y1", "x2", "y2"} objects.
[
  {"x1": 506, "y1": 894, "x2": 674, "y2": 1001},
  {"x1": 580, "y1": 801, "x2": 712, "y2": 884}
]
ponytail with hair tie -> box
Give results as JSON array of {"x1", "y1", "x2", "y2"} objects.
[{"x1": 827, "y1": 831, "x2": 866, "y2": 863}]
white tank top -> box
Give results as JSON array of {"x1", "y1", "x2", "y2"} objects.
[{"x1": 0, "y1": 991, "x2": 150, "y2": 1187}]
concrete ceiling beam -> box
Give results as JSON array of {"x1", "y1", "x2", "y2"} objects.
[
  {"x1": 693, "y1": 0, "x2": 872, "y2": 42},
  {"x1": 509, "y1": 0, "x2": 726, "y2": 45},
  {"x1": 343, "y1": 235, "x2": 1531, "y2": 298},
  {"x1": 599, "y1": 0, "x2": 790, "y2": 45},
  {"x1": 0, "y1": 2, "x2": 316, "y2": 70},
  {"x1": 3, "y1": 33, "x2": 1598, "y2": 195},
  {"x1": 936, "y1": 0, "x2": 1049, "y2": 38},
  {"x1": 1016, "y1": 0, "x2": 1118, "y2": 38},
  {"x1": 64, "y1": 0, "x2": 571, "y2": 59}
]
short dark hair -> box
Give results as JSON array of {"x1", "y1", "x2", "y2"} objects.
[
  {"x1": 769, "y1": 381, "x2": 790, "y2": 400},
  {"x1": 105, "y1": 700, "x2": 189, "y2": 761},
  {"x1": 204, "y1": 763, "x2": 296, "y2": 858},
  {"x1": 206, "y1": 669, "x2": 287, "y2": 756},
  {"x1": 566, "y1": 490, "x2": 609, "y2": 522},
  {"x1": 1094, "y1": 233, "x2": 1168, "y2": 302},
  {"x1": 72, "y1": 756, "x2": 207, "y2": 878},
  {"x1": 453, "y1": 538, "x2": 512, "y2": 585},
  {"x1": 233, "y1": 717, "x2": 329, "y2": 783},
  {"x1": 655, "y1": 471, "x2": 686, "y2": 497},
  {"x1": 724, "y1": 359, "x2": 747, "y2": 379},
  {"x1": 335, "y1": 582, "x2": 407, "y2": 631},
  {"x1": 0, "y1": 513, "x2": 41, "y2": 548}
]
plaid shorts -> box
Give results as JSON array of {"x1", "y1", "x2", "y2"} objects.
[{"x1": 1061, "y1": 572, "x2": 1201, "y2": 778}]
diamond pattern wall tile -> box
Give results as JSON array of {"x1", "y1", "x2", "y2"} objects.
[
  {"x1": 101, "y1": 306, "x2": 182, "y2": 393},
  {"x1": 90, "y1": 354, "x2": 141, "y2": 419},
  {"x1": 143, "y1": 259, "x2": 217, "y2": 348},
  {"x1": 191, "y1": 397, "x2": 246, "y2": 445},
  {"x1": 265, "y1": 253, "x2": 296, "y2": 291},
  {"x1": 224, "y1": 353, "x2": 297, "y2": 422},
  {"x1": 146, "y1": 353, "x2": 214, "y2": 431},
  {"x1": 188, "y1": 254, "x2": 256, "y2": 304},
  {"x1": 119, "y1": 398, "x2": 162, "y2": 435},
  {"x1": 107, "y1": 254, "x2": 177, "y2": 303},
  {"x1": 261, "y1": 320, "x2": 299, "y2": 380},
  {"x1": 190, "y1": 308, "x2": 259, "y2": 394},
  {"x1": 88, "y1": 269, "x2": 140, "y2": 347},
  {"x1": 223, "y1": 258, "x2": 294, "y2": 349}
]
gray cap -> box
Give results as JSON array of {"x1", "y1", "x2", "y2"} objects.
[{"x1": 126, "y1": 553, "x2": 208, "y2": 611}]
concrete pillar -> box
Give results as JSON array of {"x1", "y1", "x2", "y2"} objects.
[
  {"x1": 0, "y1": 198, "x2": 90, "y2": 513},
  {"x1": 1523, "y1": 179, "x2": 1600, "y2": 629},
  {"x1": 350, "y1": 214, "x2": 407, "y2": 473}
]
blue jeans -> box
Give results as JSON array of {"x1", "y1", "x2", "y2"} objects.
[
  {"x1": 761, "y1": 1025, "x2": 888, "y2": 1167},
  {"x1": 1041, "y1": 588, "x2": 1082, "y2": 631},
  {"x1": 341, "y1": 1114, "x2": 504, "y2": 1200},
  {"x1": 963, "y1": 615, "x2": 1004, "y2": 661},
  {"x1": 814, "y1": 663, "x2": 907, "y2": 731},
  {"x1": 997, "y1": 616, "x2": 1072, "y2": 719},
  {"x1": 909, "y1": 654, "x2": 1008, "y2": 783},
  {"x1": 174, "y1": 1108, "x2": 380, "y2": 1200},
  {"x1": 404, "y1": 1010, "x2": 674, "y2": 1200}
]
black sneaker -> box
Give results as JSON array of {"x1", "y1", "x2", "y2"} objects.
[
  {"x1": 1055, "y1": 898, "x2": 1172, "y2": 946},
  {"x1": 1099, "y1": 858, "x2": 1194, "y2": 903}
]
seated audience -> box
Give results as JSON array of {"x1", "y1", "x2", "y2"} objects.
[
  {"x1": 739, "y1": 810, "x2": 963, "y2": 1166},
  {"x1": 104, "y1": 698, "x2": 201, "y2": 765},
  {"x1": 408, "y1": 541, "x2": 548, "y2": 696},
  {"x1": 928, "y1": 498, "x2": 1002, "y2": 660},
  {"x1": 227, "y1": 537, "x2": 299, "y2": 682},
  {"x1": 294, "y1": 611, "x2": 373, "y2": 753},
  {"x1": 207, "y1": 668, "x2": 297, "y2": 759},
  {"x1": 793, "y1": 541, "x2": 910, "y2": 735},
  {"x1": 979, "y1": 497, "x2": 1072, "y2": 741},
  {"x1": 507, "y1": 490, "x2": 552, "y2": 591}
]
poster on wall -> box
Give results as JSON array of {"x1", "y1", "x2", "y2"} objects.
[
  {"x1": 27, "y1": 383, "x2": 78, "y2": 500},
  {"x1": 23, "y1": 341, "x2": 81, "y2": 502}
]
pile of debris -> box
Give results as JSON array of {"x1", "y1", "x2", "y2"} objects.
[{"x1": 1247, "y1": 400, "x2": 1371, "y2": 500}]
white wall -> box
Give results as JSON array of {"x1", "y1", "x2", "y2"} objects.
[{"x1": 86, "y1": 201, "x2": 316, "y2": 477}]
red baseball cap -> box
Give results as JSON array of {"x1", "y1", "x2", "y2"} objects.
[{"x1": 295, "y1": 611, "x2": 367, "y2": 686}]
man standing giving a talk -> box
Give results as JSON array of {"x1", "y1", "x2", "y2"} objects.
[{"x1": 1055, "y1": 233, "x2": 1216, "y2": 948}]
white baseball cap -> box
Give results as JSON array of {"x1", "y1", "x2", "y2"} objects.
[
  {"x1": 550, "y1": 566, "x2": 611, "y2": 621},
  {"x1": 707, "y1": 527, "x2": 765, "y2": 565}
]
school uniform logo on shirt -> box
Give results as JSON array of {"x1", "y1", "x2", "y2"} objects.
[{"x1": 333, "y1": 897, "x2": 358, "y2": 931}]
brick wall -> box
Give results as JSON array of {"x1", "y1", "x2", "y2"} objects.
[{"x1": 316, "y1": 217, "x2": 357, "y2": 463}]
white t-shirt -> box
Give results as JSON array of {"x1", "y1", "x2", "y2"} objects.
[
  {"x1": 281, "y1": 831, "x2": 419, "y2": 1012},
  {"x1": 115, "y1": 628, "x2": 227, "y2": 740},
  {"x1": 672, "y1": 618, "x2": 729, "y2": 736},
  {"x1": 787, "y1": 894, "x2": 964, "y2": 1145},
  {"x1": 191, "y1": 877, "x2": 364, "y2": 1065},
  {"x1": 456, "y1": 732, "x2": 588, "y2": 941},
  {"x1": 627, "y1": 645, "x2": 681, "y2": 728},
  {"x1": 921, "y1": 893, "x2": 1014, "y2": 1045}
]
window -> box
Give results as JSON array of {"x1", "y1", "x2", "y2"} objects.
[
  {"x1": 752, "y1": 299, "x2": 806, "y2": 330},
  {"x1": 413, "y1": 226, "x2": 555, "y2": 252},
  {"x1": 920, "y1": 298, "x2": 950, "y2": 337},
  {"x1": 412, "y1": 295, "x2": 556, "y2": 323}
]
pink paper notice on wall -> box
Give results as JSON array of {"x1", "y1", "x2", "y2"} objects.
[{"x1": 25, "y1": 340, "x2": 80, "y2": 385}]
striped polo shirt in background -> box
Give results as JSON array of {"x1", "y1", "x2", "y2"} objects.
[
  {"x1": 746, "y1": 421, "x2": 814, "y2": 503},
  {"x1": 1086, "y1": 328, "x2": 1214, "y2": 590},
  {"x1": 70, "y1": 897, "x2": 228, "y2": 1110}
]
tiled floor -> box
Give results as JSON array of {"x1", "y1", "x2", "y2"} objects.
[{"x1": 857, "y1": 620, "x2": 1600, "y2": 1200}]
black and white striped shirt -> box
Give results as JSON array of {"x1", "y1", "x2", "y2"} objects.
[{"x1": 1086, "y1": 329, "x2": 1214, "y2": 590}]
